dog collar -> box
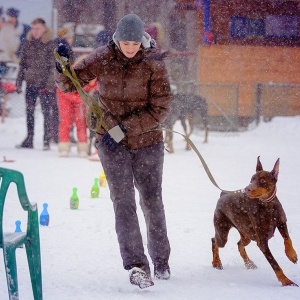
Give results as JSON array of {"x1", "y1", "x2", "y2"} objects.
[{"x1": 259, "y1": 187, "x2": 277, "y2": 202}]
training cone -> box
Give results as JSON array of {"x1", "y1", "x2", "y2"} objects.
[{"x1": 99, "y1": 169, "x2": 107, "y2": 187}]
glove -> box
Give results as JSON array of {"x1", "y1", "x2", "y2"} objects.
[
  {"x1": 55, "y1": 43, "x2": 70, "y2": 73},
  {"x1": 102, "y1": 125, "x2": 126, "y2": 151}
]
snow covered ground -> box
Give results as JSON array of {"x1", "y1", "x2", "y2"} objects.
[{"x1": 0, "y1": 110, "x2": 300, "y2": 299}]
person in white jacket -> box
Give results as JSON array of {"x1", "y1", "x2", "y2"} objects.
[{"x1": 0, "y1": 7, "x2": 30, "y2": 63}]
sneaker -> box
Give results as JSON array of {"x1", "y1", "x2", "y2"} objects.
[
  {"x1": 15, "y1": 137, "x2": 33, "y2": 149},
  {"x1": 129, "y1": 267, "x2": 154, "y2": 289},
  {"x1": 154, "y1": 261, "x2": 171, "y2": 280}
]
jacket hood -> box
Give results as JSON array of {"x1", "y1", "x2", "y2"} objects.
[{"x1": 27, "y1": 27, "x2": 53, "y2": 43}]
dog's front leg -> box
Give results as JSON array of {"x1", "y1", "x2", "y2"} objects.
[
  {"x1": 258, "y1": 241, "x2": 298, "y2": 286},
  {"x1": 278, "y1": 222, "x2": 298, "y2": 263}
]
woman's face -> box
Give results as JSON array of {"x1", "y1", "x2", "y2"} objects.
[{"x1": 119, "y1": 41, "x2": 141, "y2": 58}]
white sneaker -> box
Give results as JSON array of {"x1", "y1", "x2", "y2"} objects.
[{"x1": 129, "y1": 267, "x2": 154, "y2": 289}]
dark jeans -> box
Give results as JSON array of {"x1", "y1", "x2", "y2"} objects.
[
  {"x1": 97, "y1": 141, "x2": 171, "y2": 273},
  {"x1": 25, "y1": 85, "x2": 57, "y2": 143}
]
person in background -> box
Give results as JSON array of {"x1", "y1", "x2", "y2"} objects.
[
  {"x1": 55, "y1": 13, "x2": 171, "y2": 289},
  {"x1": 93, "y1": 28, "x2": 112, "y2": 48},
  {"x1": 55, "y1": 26, "x2": 76, "y2": 144},
  {"x1": 0, "y1": 7, "x2": 4, "y2": 30},
  {"x1": 0, "y1": 7, "x2": 30, "y2": 63},
  {"x1": 15, "y1": 18, "x2": 56, "y2": 150},
  {"x1": 57, "y1": 55, "x2": 96, "y2": 158},
  {"x1": 55, "y1": 26, "x2": 74, "y2": 61}
]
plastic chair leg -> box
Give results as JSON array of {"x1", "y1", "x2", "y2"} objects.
[
  {"x1": 25, "y1": 240, "x2": 43, "y2": 300},
  {"x1": 4, "y1": 247, "x2": 19, "y2": 300}
]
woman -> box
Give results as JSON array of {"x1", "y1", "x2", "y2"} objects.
[{"x1": 55, "y1": 13, "x2": 171, "y2": 289}]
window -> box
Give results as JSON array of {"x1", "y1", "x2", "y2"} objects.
[
  {"x1": 230, "y1": 16, "x2": 247, "y2": 38},
  {"x1": 248, "y1": 19, "x2": 265, "y2": 37},
  {"x1": 265, "y1": 15, "x2": 299, "y2": 38}
]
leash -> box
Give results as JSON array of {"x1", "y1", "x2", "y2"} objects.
[
  {"x1": 161, "y1": 127, "x2": 240, "y2": 194},
  {"x1": 54, "y1": 51, "x2": 239, "y2": 194}
]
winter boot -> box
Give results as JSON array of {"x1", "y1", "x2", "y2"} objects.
[
  {"x1": 154, "y1": 261, "x2": 171, "y2": 280},
  {"x1": 77, "y1": 142, "x2": 88, "y2": 158},
  {"x1": 129, "y1": 267, "x2": 154, "y2": 289},
  {"x1": 58, "y1": 142, "x2": 71, "y2": 157},
  {"x1": 15, "y1": 136, "x2": 33, "y2": 149}
]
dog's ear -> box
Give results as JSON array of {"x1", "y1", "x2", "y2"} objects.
[
  {"x1": 256, "y1": 156, "x2": 263, "y2": 172},
  {"x1": 271, "y1": 158, "x2": 280, "y2": 181}
]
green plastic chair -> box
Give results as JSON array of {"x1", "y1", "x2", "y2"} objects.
[{"x1": 0, "y1": 167, "x2": 43, "y2": 300}]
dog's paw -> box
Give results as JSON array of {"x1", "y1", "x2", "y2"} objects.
[
  {"x1": 245, "y1": 260, "x2": 257, "y2": 269},
  {"x1": 281, "y1": 278, "x2": 298, "y2": 287},
  {"x1": 212, "y1": 261, "x2": 223, "y2": 270},
  {"x1": 286, "y1": 249, "x2": 298, "y2": 264}
]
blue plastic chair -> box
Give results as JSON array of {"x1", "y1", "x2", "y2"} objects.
[{"x1": 0, "y1": 167, "x2": 43, "y2": 300}]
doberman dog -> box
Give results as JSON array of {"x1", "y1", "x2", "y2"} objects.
[
  {"x1": 164, "y1": 93, "x2": 208, "y2": 153},
  {"x1": 212, "y1": 156, "x2": 298, "y2": 286}
]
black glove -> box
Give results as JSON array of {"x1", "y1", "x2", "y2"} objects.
[
  {"x1": 102, "y1": 125, "x2": 126, "y2": 151},
  {"x1": 55, "y1": 43, "x2": 70, "y2": 73}
]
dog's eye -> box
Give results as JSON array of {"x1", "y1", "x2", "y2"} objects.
[{"x1": 260, "y1": 178, "x2": 266, "y2": 184}]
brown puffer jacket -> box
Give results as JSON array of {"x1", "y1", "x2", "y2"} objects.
[
  {"x1": 16, "y1": 28, "x2": 55, "y2": 92},
  {"x1": 55, "y1": 41, "x2": 171, "y2": 150}
]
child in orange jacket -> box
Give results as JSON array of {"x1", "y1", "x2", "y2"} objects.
[{"x1": 57, "y1": 55, "x2": 97, "y2": 157}]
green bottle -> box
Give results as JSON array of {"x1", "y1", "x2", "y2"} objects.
[
  {"x1": 91, "y1": 178, "x2": 100, "y2": 198},
  {"x1": 70, "y1": 187, "x2": 79, "y2": 209}
]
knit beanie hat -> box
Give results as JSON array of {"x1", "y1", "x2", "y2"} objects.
[
  {"x1": 115, "y1": 14, "x2": 144, "y2": 42},
  {"x1": 6, "y1": 7, "x2": 19, "y2": 18}
]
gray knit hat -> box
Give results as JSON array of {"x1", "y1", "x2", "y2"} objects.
[{"x1": 115, "y1": 14, "x2": 144, "y2": 42}]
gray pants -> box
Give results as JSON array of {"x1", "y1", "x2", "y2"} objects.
[{"x1": 97, "y1": 141, "x2": 170, "y2": 273}]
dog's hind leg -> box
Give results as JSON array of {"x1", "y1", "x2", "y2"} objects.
[
  {"x1": 166, "y1": 130, "x2": 174, "y2": 153},
  {"x1": 212, "y1": 212, "x2": 232, "y2": 269},
  {"x1": 203, "y1": 119, "x2": 208, "y2": 144},
  {"x1": 201, "y1": 101, "x2": 208, "y2": 143},
  {"x1": 212, "y1": 237, "x2": 223, "y2": 269},
  {"x1": 88, "y1": 130, "x2": 95, "y2": 156},
  {"x1": 237, "y1": 233, "x2": 257, "y2": 269},
  {"x1": 184, "y1": 114, "x2": 193, "y2": 150}
]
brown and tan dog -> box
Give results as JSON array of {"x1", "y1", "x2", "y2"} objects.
[{"x1": 212, "y1": 156, "x2": 298, "y2": 286}]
